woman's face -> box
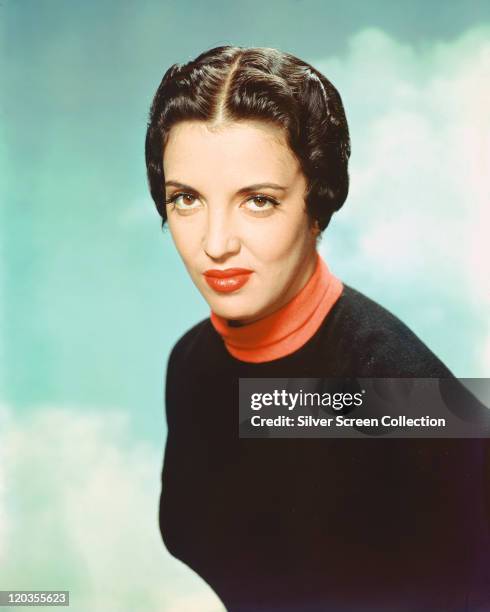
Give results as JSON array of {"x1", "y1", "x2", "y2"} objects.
[{"x1": 163, "y1": 120, "x2": 319, "y2": 324}]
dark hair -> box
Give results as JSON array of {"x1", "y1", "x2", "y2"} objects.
[{"x1": 145, "y1": 45, "x2": 351, "y2": 232}]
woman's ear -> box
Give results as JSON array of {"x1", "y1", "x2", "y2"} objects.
[{"x1": 311, "y1": 219, "x2": 321, "y2": 237}]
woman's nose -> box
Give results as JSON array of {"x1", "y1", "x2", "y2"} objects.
[{"x1": 202, "y1": 209, "x2": 240, "y2": 260}]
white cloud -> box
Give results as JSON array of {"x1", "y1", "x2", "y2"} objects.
[
  {"x1": 0, "y1": 403, "x2": 225, "y2": 612},
  {"x1": 316, "y1": 26, "x2": 490, "y2": 374}
]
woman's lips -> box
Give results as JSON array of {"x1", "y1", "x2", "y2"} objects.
[{"x1": 203, "y1": 268, "x2": 253, "y2": 293}]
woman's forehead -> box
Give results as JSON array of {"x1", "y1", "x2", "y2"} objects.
[{"x1": 163, "y1": 120, "x2": 302, "y2": 187}]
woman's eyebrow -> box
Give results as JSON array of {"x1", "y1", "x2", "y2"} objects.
[
  {"x1": 164, "y1": 180, "x2": 287, "y2": 195},
  {"x1": 236, "y1": 183, "x2": 287, "y2": 195}
]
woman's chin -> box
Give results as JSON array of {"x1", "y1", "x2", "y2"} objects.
[
  {"x1": 214, "y1": 308, "x2": 258, "y2": 323},
  {"x1": 208, "y1": 299, "x2": 262, "y2": 323}
]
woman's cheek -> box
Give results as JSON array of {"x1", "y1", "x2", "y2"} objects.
[
  {"x1": 244, "y1": 221, "x2": 297, "y2": 259},
  {"x1": 169, "y1": 221, "x2": 200, "y2": 261}
]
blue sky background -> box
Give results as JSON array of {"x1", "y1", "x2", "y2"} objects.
[{"x1": 2, "y1": 2, "x2": 489, "y2": 610}]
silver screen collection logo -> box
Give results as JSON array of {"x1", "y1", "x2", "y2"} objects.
[{"x1": 239, "y1": 378, "x2": 490, "y2": 438}]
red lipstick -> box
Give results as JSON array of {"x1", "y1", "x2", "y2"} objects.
[{"x1": 203, "y1": 268, "x2": 253, "y2": 293}]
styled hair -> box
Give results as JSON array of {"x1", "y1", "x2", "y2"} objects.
[{"x1": 145, "y1": 45, "x2": 351, "y2": 231}]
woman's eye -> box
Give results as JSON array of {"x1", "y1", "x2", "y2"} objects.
[
  {"x1": 243, "y1": 195, "x2": 279, "y2": 213},
  {"x1": 167, "y1": 193, "x2": 202, "y2": 210}
]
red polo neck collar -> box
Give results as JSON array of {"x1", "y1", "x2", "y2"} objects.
[{"x1": 210, "y1": 252, "x2": 343, "y2": 363}]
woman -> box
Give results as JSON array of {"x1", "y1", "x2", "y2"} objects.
[{"x1": 145, "y1": 46, "x2": 489, "y2": 611}]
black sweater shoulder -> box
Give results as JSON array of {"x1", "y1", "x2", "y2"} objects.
[
  {"x1": 326, "y1": 285, "x2": 453, "y2": 377},
  {"x1": 165, "y1": 318, "x2": 221, "y2": 402},
  {"x1": 167, "y1": 317, "x2": 213, "y2": 366}
]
